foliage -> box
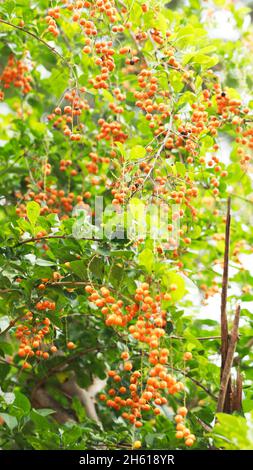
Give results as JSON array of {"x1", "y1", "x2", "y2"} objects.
[
  {"x1": 0, "y1": 0, "x2": 253, "y2": 450},
  {"x1": 211, "y1": 413, "x2": 253, "y2": 450}
]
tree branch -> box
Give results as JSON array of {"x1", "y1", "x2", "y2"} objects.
[
  {"x1": 0, "y1": 316, "x2": 22, "y2": 336},
  {"x1": 170, "y1": 335, "x2": 222, "y2": 341},
  {"x1": 219, "y1": 197, "x2": 232, "y2": 412},
  {"x1": 217, "y1": 304, "x2": 241, "y2": 412},
  {"x1": 169, "y1": 366, "x2": 217, "y2": 400},
  {"x1": 0, "y1": 19, "x2": 70, "y2": 69},
  {"x1": 220, "y1": 197, "x2": 231, "y2": 362},
  {"x1": 15, "y1": 234, "x2": 102, "y2": 246}
]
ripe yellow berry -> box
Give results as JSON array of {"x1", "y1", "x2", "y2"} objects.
[{"x1": 133, "y1": 440, "x2": 141, "y2": 449}]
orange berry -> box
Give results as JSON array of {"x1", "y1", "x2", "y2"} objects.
[
  {"x1": 124, "y1": 361, "x2": 133, "y2": 371},
  {"x1": 185, "y1": 438, "x2": 194, "y2": 447},
  {"x1": 178, "y1": 406, "x2": 188, "y2": 417},
  {"x1": 183, "y1": 352, "x2": 192, "y2": 361},
  {"x1": 175, "y1": 414, "x2": 184, "y2": 423},
  {"x1": 121, "y1": 351, "x2": 129, "y2": 360}
]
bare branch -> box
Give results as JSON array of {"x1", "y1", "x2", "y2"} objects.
[{"x1": 217, "y1": 304, "x2": 241, "y2": 412}]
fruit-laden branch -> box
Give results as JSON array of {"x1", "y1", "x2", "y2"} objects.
[
  {"x1": 116, "y1": 0, "x2": 148, "y2": 66},
  {"x1": 217, "y1": 304, "x2": 241, "y2": 412},
  {"x1": 128, "y1": 112, "x2": 174, "y2": 200},
  {"x1": 0, "y1": 19, "x2": 69, "y2": 67},
  {"x1": 171, "y1": 366, "x2": 217, "y2": 400}
]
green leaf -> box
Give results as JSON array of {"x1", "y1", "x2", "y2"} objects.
[
  {"x1": 211, "y1": 412, "x2": 253, "y2": 450},
  {"x1": 0, "y1": 413, "x2": 18, "y2": 430},
  {"x1": 10, "y1": 392, "x2": 31, "y2": 417},
  {"x1": 138, "y1": 248, "x2": 155, "y2": 273},
  {"x1": 128, "y1": 145, "x2": 146, "y2": 161},
  {"x1": 162, "y1": 271, "x2": 186, "y2": 301},
  {"x1": 175, "y1": 162, "x2": 186, "y2": 177},
  {"x1": 26, "y1": 201, "x2": 40, "y2": 227}
]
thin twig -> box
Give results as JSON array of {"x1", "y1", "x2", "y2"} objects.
[
  {"x1": 195, "y1": 416, "x2": 212, "y2": 433},
  {"x1": 32, "y1": 346, "x2": 101, "y2": 392},
  {"x1": 15, "y1": 234, "x2": 102, "y2": 246},
  {"x1": 0, "y1": 19, "x2": 70, "y2": 69},
  {"x1": 170, "y1": 335, "x2": 222, "y2": 341},
  {"x1": 0, "y1": 316, "x2": 22, "y2": 336},
  {"x1": 128, "y1": 114, "x2": 174, "y2": 200},
  {"x1": 117, "y1": 0, "x2": 148, "y2": 66},
  {"x1": 168, "y1": 366, "x2": 217, "y2": 400}
]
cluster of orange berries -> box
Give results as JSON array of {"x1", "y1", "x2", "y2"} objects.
[
  {"x1": 15, "y1": 183, "x2": 91, "y2": 219},
  {"x1": 96, "y1": 118, "x2": 128, "y2": 143},
  {"x1": 211, "y1": 87, "x2": 253, "y2": 167},
  {"x1": 87, "y1": 40, "x2": 115, "y2": 89},
  {"x1": 87, "y1": 281, "x2": 196, "y2": 445},
  {"x1": 213, "y1": 85, "x2": 242, "y2": 117},
  {"x1": 174, "y1": 406, "x2": 196, "y2": 447},
  {"x1": 14, "y1": 296, "x2": 77, "y2": 368},
  {"x1": 59, "y1": 159, "x2": 78, "y2": 177},
  {"x1": 200, "y1": 282, "x2": 219, "y2": 304},
  {"x1": 85, "y1": 285, "x2": 132, "y2": 327},
  {"x1": 234, "y1": 116, "x2": 253, "y2": 168},
  {"x1": 99, "y1": 355, "x2": 196, "y2": 446},
  {"x1": 67, "y1": 0, "x2": 118, "y2": 25},
  {"x1": 85, "y1": 282, "x2": 173, "y2": 343},
  {"x1": 84, "y1": 151, "x2": 111, "y2": 176},
  {"x1": 48, "y1": 87, "x2": 89, "y2": 140},
  {"x1": 108, "y1": 101, "x2": 124, "y2": 115},
  {"x1": 45, "y1": 6, "x2": 60, "y2": 37},
  {"x1": 15, "y1": 301, "x2": 56, "y2": 369},
  {"x1": 135, "y1": 70, "x2": 159, "y2": 99},
  {"x1": 93, "y1": 0, "x2": 118, "y2": 22},
  {"x1": 109, "y1": 158, "x2": 200, "y2": 228},
  {"x1": 119, "y1": 46, "x2": 140, "y2": 66},
  {"x1": 80, "y1": 18, "x2": 97, "y2": 37},
  {"x1": 150, "y1": 28, "x2": 165, "y2": 46},
  {"x1": 0, "y1": 55, "x2": 32, "y2": 99},
  {"x1": 135, "y1": 30, "x2": 148, "y2": 42},
  {"x1": 166, "y1": 47, "x2": 181, "y2": 70},
  {"x1": 110, "y1": 182, "x2": 131, "y2": 205}
]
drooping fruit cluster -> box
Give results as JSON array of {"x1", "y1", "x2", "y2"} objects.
[
  {"x1": 15, "y1": 182, "x2": 90, "y2": 219},
  {"x1": 86, "y1": 282, "x2": 196, "y2": 445},
  {"x1": 87, "y1": 40, "x2": 116, "y2": 89},
  {"x1": 44, "y1": 6, "x2": 60, "y2": 37},
  {"x1": 174, "y1": 406, "x2": 196, "y2": 447},
  {"x1": 96, "y1": 118, "x2": 128, "y2": 143},
  {"x1": 15, "y1": 300, "x2": 57, "y2": 369},
  {"x1": 0, "y1": 55, "x2": 32, "y2": 98},
  {"x1": 47, "y1": 87, "x2": 90, "y2": 140}
]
